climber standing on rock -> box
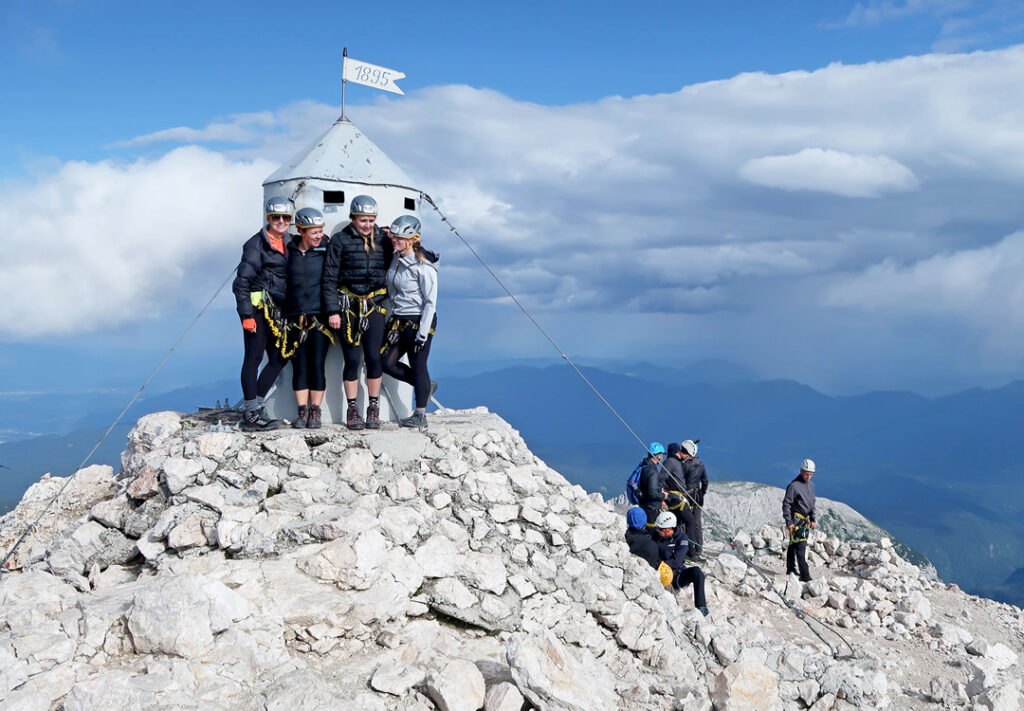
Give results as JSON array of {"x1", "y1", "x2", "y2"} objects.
[
  {"x1": 232, "y1": 195, "x2": 293, "y2": 432},
  {"x1": 676, "y1": 439, "x2": 708, "y2": 562},
  {"x1": 636, "y1": 443, "x2": 668, "y2": 526},
  {"x1": 381, "y1": 215, "x2": 439, "y2": 430},
  {"x1": 322, "y1": 195, "x2": 393, "y2": 430},
  {"x1": 783, "y1": 458, "x2": 817, "y2": 582}
]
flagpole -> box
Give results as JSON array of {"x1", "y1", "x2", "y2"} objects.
[{"x1": 341, "y1": 47, "x2": 348, "y2": 121}]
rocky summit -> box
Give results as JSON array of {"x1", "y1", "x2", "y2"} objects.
[{"x1": 0, "y1": 408, "x2": 1022, "y2": 711}]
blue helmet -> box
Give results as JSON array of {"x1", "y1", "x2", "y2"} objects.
[
  {"x1": 648, "y1": 442, "x2": 666, "y2": 456},
  {"x1": 626, "y1": 507, "x2": 647, "y2": 530}
]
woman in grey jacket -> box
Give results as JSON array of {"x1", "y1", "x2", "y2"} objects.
[{"x1": 382, "y1": 215, "x2": 438, "y2": 429}]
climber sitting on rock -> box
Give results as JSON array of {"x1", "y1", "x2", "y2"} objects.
[
  {"x1": 627, "y1": 508, "x2": 708, "y2": 615},
  {"x1": 783, "y1": 458, "x2": 817, "y2": 582},
  {"x1": 653, "y1": 511, "x2": 708, "y2": 615}
]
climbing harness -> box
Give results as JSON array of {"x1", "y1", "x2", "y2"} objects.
[
  {"x1": 337, "y1": 286, "x2": 387, "y2": 346},
  {"x1": 789, "y1": 512, "x2": 810, "y2": 544},
  {"x1": 1, "y1": 269, "x2": 236, "y2": 572},
  {"x1": 380, "y1": 317, "x2": 435, "y2": 355},
  {"x1": 278, "y1": 314, "x2": 337, "y2": 359},
  {"x1": 252, "y1": 292, "x2": 336, "y2": 359}
]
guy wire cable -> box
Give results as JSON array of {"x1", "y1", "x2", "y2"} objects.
[
  {"x1": 0, "y1": 270, "x2": 235, "y2": 571},
  {"x1": 421, "y1": 192, "x2": 858, "y2": 658}
]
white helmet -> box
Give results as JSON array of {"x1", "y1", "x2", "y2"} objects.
[
  {"x1": 655, "y1": 511, "x2": 676, "y2": 529},
  {"x1": 681, "y1": 440, "x2": 698, "y2": 457},
  {"x1": 800, "y1": 458, "x2": 816, "y2": 473}
]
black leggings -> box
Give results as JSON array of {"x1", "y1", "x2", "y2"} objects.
[
  {"x1": 340, "y1": 309, "x2": 385, "y2": 381},
  {"x1": 240, "y1": 311, "x2": 288, "y2": 401},
  {"x1": 673, "y1": 566, "x2": 706, "y2": 608},
  {"x1": 381, "y1": 315, "x2": 436, "y2": 409},
  {"x1": 291, "y1": 326, "x2": 330, "y2": 392}
]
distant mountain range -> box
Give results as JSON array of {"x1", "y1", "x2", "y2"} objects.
[{"x1": 2, "y1": 362, "x2": 1022, "y2": 606}]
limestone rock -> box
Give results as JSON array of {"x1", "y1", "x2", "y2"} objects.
[
  {"x1": 485, "y1": 682, "x2": 525, "y2": 711},
  {"x1": 426, "y1": 659, "x2": 486, "y2": 711},
  {"x1": 263, "y1": 434, "x2": 311, "y2": 461},
  {"x1": 712, "y1": 662, "x2": 783, "y2": 711},
  {"x1": 507, "y1": 631, "x2": 617, "y2": 711},
  {"x1": 371, "y1": 662, "x2": 427, "y2": 696}
]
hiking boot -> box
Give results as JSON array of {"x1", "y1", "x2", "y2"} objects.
[
  {"x1": 346, "y1": 403, "x2": 365, "y2": 431},
  {"x1": 292, "y1": 405, "x2": 308, "y2": 429},
  {"x1": 400, "y1": 412, "x2": 428, "y2": 430},
  {"x1": 365, "y1": 400, "x2": 381, "y2": 429},
  {"x1": 306, "y1": 404, "x2": 321, "y2": 429},
  {"x1": 699, "y1": 605, "x2": 709, "y2": 617},
  {"x1": 240, "y1": 407, "x2": 281, "y2": 432}
]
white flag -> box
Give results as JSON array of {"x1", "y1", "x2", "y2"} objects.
[{"x1": 343, "y1": 56, "x2": 406, "y2": 95}]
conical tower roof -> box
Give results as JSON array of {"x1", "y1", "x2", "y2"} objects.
[{"x1": 262, "y1": 117, "x2": 416, "y2": 189}]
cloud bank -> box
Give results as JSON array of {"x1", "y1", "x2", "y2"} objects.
[{"x1": 8, "y1": 44, "x2": 1024, "y2": 390}]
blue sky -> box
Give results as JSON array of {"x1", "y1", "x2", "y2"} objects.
[{"x1": 5, "y1": 0, "x2": 1024, "y2": 401}]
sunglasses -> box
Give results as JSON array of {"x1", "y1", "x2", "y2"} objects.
[{"x1": 268, "y1": 214, "x2": 292, "y2": 222}]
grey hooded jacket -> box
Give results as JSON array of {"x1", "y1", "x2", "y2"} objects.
[
  {"x1": 782, "y1": 475, "x2": 816, "y2": 527},
  {"x1": 386, "y1": 251, "x2": 438, "y2": 340}
]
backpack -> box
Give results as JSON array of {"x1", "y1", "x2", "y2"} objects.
[{"x1": 625, "y1": 461, "x2": 646, "y2": 505}]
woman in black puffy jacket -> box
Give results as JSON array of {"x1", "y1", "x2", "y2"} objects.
[
  {"x1": 321, "y1": 194, "x2": 393, "y2": 430},
  {"x1": 231, "y1": 196, "x2": 292, "y2": 432}
]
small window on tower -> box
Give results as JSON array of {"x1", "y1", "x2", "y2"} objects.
[
  {"x1": 404, "y1": 197, "x2": 416, "y2": 210},
  {"x1": 323, "y1": 191, "x2": 345, "y2": 213}
]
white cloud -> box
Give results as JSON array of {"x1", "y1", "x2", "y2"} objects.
[
  {"x1": 826, "y1": 231, "x2": 1024, "y2": 322},
  {"x1": 0, "y1": 148, "x2": 275, "y2": 337},
  {"x1": 834, "y1": 0, "x2": 966, "y2": 28},
  {"x1": 739, "y1": 148, "x2": 918, "y2": 197}
]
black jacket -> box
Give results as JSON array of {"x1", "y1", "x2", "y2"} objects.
[
  {"x1": 625, "y1": 528, "x2": 660, "y2": 570},
  {"x1": 232, "y1": 228, "x2": 289, "y2": 320},
  {"x1": 655, "y1": 528, "x2": 690, "y2": 570},
  {"x1": 637, "y1": 456, "x2": 666, "y2": 507},
  {"x1": 322, "y1": 223, "x2": 394, "y2": 314},
  {"x1": 283, "y1": 236, "x2": 327, "y2": 317},
  {"x1": 662, "y1": 455, "x2": 685, "y2": 491},
  {"x1": 682, "y1": 457, "x2": 709, "y2": 505}
]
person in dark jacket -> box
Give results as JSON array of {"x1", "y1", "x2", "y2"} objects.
[
  {"x1": 662, "y1": 443, "x2": 687, "y2": 522},
  {"x1": 232, "y1": 196, "x2": 293, "y2": 432},
  {"x1": 652, "y1": 511, "x2": 708, "y2": 615},
  {"x1": 637, "y1": 442, "x2": 668, "y2": 526},
  {"x1": 381, "y1": 215, "x2": 439, "y2": 430},
  {"x1": 677, "y1": 439, "x2": 708, "y2": 562},
  {"x1": 322, "y1": 195, "x2": 394, "y2": 430},
  {"x1": 783, "y1": 458, "x2": 817, "y2": 582},
  {"x1": 283, "y1": 208, "x2": 332, "y2": 429},
  {"x1": 625, "y1": 507, "x2": 661, "y2": 569}
]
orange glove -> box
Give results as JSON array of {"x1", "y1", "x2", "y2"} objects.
[{"x1": 242, "y1": 318, "x2": 257, "y2": 333}]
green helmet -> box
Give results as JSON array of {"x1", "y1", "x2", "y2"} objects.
[
  {"x1": 295, "y1": 207, "x2": 324, "y2": 230},
  {"x1": 389, "y1": 215, "x2": 421, "y2": 239},
  {"x1": 264, "y1": 195, "x2": 294, "y2": 217},
  {"x1": 349, "y1": 195, "x2": 378, "y2": 217}
]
